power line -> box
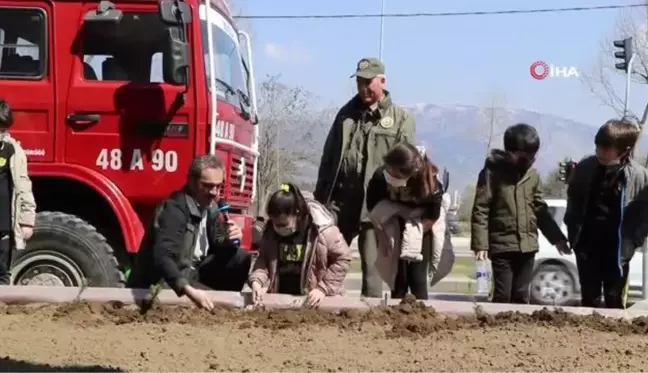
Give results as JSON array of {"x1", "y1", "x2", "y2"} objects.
[{"x1": 234, "y1": 3, "x2": 647, "y2": 20}]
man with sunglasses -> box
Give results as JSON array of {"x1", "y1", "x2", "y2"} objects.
[{"x1": 128, "y1": 155, "x2": 251, "y2": 311}]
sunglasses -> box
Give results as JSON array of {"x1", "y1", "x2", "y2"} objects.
[{"x1": 200, "y1": 181, "x2": 223, "y2": 192}]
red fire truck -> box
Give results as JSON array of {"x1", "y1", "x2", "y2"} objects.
[{"x1": 0, "y1": 0, "x2": 259, "y2": 287}]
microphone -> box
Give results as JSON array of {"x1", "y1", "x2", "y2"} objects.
[{"x1": 217, "y1": 200, "x2": 240, "y2": 247}]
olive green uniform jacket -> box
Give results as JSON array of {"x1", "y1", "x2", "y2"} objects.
[
  {"x1": 313, "y1": 91, "x2": 415, "y2": 229},
  {"x1": 470, "y1": 149, "x2": 566, "y2": 255}
]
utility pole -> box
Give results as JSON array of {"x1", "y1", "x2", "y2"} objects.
[
  {"x1": 379, "y1": 0, "x2": 385, "y2": 60},
  {"x1": 275, "y1": 123, "x2": 280, "y2": 188}
]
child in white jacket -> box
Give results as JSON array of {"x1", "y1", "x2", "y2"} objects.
[{"x1": 366, "y1": 142, "x2": 443, "y2": 300}]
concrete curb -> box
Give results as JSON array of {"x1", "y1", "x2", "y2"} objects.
[{"x1": 2, "y1": 286, "x2": 647, "y2": 319}]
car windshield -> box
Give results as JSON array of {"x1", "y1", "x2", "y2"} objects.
[{"x1": 199, "y1": 5, "x2": 249, "y2": 109}]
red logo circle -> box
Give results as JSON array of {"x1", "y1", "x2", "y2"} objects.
[{"x1": 530, "y1": 60, "x2": 549, "y2": 80}]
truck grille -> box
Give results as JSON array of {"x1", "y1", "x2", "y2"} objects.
[{"x1": 228, "y1": 153, "x2": 253, "y2": 203}]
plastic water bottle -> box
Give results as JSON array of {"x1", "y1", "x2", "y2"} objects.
[{"x1": 475, "y1": 260, "x2": 491, "y2": 295}]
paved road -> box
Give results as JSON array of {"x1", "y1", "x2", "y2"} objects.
[
  {"x1": 343, "y1": 272, "x2": 475, "y2": 296},
  {"x1": 346, "y1": 235, "x2": 474, "y2": 298},
  {"x1": 349, "y1": 235, "x2": 472, "y2": 258}
]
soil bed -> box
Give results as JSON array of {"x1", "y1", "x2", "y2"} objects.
[{"x1": 2, "y1": 296, "x2": 648, "y2": 371}]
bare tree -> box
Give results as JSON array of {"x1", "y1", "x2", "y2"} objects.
[
  {"x1": 582, "y1": 3, "x2": 648, "y2": 117},
  {"x1": 468, "y1": 92, "x2": 509, "y2": 156},
  {"x1": 253, "y1": 75, "x2": 336, "y2": 214}
]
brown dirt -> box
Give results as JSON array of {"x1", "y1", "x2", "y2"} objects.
[{"x1": 2, "y1": 295, "x2": 648, "y2": 371}]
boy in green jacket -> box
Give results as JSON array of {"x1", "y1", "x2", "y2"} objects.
[{"x1": 471, "y1": 123, "x2": 569, "y2": 304}]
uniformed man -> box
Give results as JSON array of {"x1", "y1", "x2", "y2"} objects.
[{"x1": 314, "y1": 58, "x2": 416, "y2": 298}]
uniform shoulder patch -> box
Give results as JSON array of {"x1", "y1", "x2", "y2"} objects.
[{"x1": 380, "y1": 116, "x2": 394, "y2": 128}]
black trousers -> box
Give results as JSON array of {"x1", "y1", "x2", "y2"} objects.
[
  {"x1": 575, "y1": 249, "x2": 629, "y2": 309},
  {"x1": 392, "y1": 235, "x2": 430, "y2": 300},
  {"x1": 192, "y1": 248, "x2": 252, "y2": 292},
  {"x1": 0, "y1": 232, "x2": 11, "y2": 285},
  {"x1": 491, "y1": 251, "x2": 536, "y2": 304}
]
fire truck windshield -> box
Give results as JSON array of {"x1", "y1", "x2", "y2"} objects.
[{"x1": 199, "y1": 4, "x2": 250, "y2": 112}]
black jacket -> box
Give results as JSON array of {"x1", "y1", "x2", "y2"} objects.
[{"x1": 127, "y1": 188, "x2": 237, "y2": 295}]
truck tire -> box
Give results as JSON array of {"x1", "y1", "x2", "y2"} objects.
[{"x1": 11, "y1": 211, "x2": 124, "y2": 288}]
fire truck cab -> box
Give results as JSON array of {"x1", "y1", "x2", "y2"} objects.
[{"x1": 0, "y1": 0, "x2": 259, "y2": 287}]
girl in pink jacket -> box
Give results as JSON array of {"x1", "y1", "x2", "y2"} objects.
[{"x1": 249, "y1": 183, "x2": 351, "y2": 308}]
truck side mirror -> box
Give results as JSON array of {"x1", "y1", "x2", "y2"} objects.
[
  {"x1": 162, "y1": 27, "x2": 189, "y2": 85},
  {"x1": 159, "y1": 0, "x2": 192, "y2": 24}
]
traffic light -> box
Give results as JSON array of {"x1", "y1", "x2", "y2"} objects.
[
  {"x1": 558, "y1": 159, "x2": 577, "y2": 183},
  {"x1": 614, "y1": 37, "x2": 633, "y2": 72}
]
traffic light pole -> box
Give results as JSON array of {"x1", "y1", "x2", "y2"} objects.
[{"x1": 623, "y1": 53, "x2": 636, "y2": 117}]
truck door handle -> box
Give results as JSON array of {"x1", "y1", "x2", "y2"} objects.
[{"x1": 66, "y1": 113, "x2": 101, "y2": 126}]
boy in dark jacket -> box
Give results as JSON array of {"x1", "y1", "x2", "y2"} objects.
[
  {"x1": 471, "y1": 123, "x2": 569, "y2": 304},
  {"x1": 565, "y1": 119, "x2": 648, "y2": 309}
]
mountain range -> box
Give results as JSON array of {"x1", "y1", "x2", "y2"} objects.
[
  {"x1": 405, "y1": 103, "x2": 648, "y2": 193},
  {"x1": 297, "y1": 103, "x2": 648, "y2": 195}
]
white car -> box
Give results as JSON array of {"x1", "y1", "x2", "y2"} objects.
[{"x1": 531, "y1": 198, "x2": 645, "y2": 306}]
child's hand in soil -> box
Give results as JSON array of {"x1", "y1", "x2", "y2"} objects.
[
  {"x1": 251, "y1": 281, "x2": 266, "y2": 305},
  {"x1": 303, "y1": 288, "x2": 325, "y2": 308}
]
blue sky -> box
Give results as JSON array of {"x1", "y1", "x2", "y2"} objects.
[{"x1": 236, "y1": 0, "x2": 648, "y2": 127}]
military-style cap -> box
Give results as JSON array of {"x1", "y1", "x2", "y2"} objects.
[{"x1": 350, "y1": 57, "x2": 385, "y2": 79}]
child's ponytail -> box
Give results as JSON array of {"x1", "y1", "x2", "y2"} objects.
[
  {"x1": 266, "y1": 182, "x2": 309, "y2": 220},
  {"x1": 409, "y1": 153, "x2": 439, "y2": 200}
]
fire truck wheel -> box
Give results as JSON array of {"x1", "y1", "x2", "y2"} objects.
[{"x1": 11, "y1": 211, "x2": 124, "y2": 288}]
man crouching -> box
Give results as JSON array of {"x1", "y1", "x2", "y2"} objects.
[{"x1": 128, "y1": 155, "x2": 251, "y2": 310}]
